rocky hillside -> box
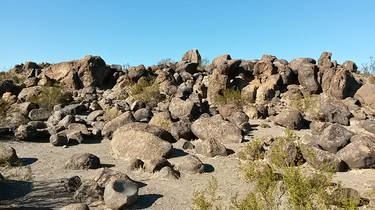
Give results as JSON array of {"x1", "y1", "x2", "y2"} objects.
[{"x1": 1, "y1": 50, "x2": 375, "y2": 209}]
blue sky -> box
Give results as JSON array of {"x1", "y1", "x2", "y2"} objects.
[{"x1": 0, "y1": 0, "x2": 374, "y2": 71}]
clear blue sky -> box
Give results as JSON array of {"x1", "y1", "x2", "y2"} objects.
[{"x1": 1, "y1": 0, "x2": 374, "y2": 71}]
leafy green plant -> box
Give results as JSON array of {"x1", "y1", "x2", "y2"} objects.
[
  {"x1": 191, "y1": 176, "x2": 222, "y2": 210},
  {"x1": 128, "y1": 76, "x2": 164, "y2": 107},
  {"x1": 29, "y1": 83, "x2": 72, "y2": 110}
]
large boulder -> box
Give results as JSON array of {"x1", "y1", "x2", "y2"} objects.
[
  {"x1": 111, "y1": 128, "x2": 172, "y2": 171},
  {"x1": 50, "y1": 133, "x2": 69, "y2": 146},
  {"x1": 64, "y1": 153, "x2": 101, "y2": 170},
  {"x1": 41, "y1": 55, "x2": 114, "y2": 89},
  {"x1": 207, "y1": 64, "x2": 228, "y2": 104},
  {"x1": 168, "y1": 97, "x2": 197, "y2": 120},
  {"x1": 322, "y1": 68, "x2": 361, "y2": 99},
  {"x1": 116, "y1": 122, "x2": 175, "y2": 143},
  {"x1": 355, "y1": 83, "x2": 375, "y2": 109},
  {"x1": 273, "y1": 110, "x2": 307, "y2": 130},
  {"x1": 336, "y1": 135, "x2": 375, "y2": 169},
  {"x1": 191, "y1": 115, "x2": 242, "y2": 144},
  {"x1": 102, "y1": 112, "x2": 135, "y2": 138},
  {"x1": 320, "y1": 94, "x2": 352, "y2": 126},
  {"x1": 297, "y1": 64, "x2": 320, "y2": 94},
  {"x1": 318, "y1": 52, "x2": 333, "y2": 68},
  {"x1": 360, "y1": 120, "x2": 375, "y2": 134},
  {"x1": 288, "y1": 58, "x2": 316, "y2": 75},
  {"x1": 73, "y1": 180, "x2": 103, "y2": 203},
  {"x1": 212, "y1": 54, "x2": 231, "y2": 66},
  {"x1": 14, "y1": 124, "x2": 49, "y2": 141},
  {"x1": 317, "y1": 124, "x2": 354, "y2": 153},
  {"x1": 18, "y1": 86, "x2": 43, "y2": 101},
  {"x1": 194, "y1": 138, "x2": 227, "y2": 157},
  {"x1": 94, "y1": 168, "x2": 134, "y2": 188},
  {"x1": 104, "y1": 179, "x2": 138, "y2": 209},
  {"x1": 181, "y1": 49, "x2": 201, "y2": 64},
  {"x1": 301, "y1": 144, "x2": 348, "y2": 172},
  {"x1": 0, "y1": 144, "x2": 19, "y2": 166},
  {"x1": 170, "y1": 155, "x2": 204, "y2": 174},
  {"x1": 28, "y1": 108, "x2": 51, "y2": 121}
]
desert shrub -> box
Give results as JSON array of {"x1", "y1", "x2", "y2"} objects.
[
  {"x1": 0, "y1": 71, "x2": 24, "y2": 84},
  {"x1": 198, "y1": 57, "x2": 211, "y2": 71},
  {"x1": 291, "y1": 94, "x2": 323, "y2": 120},
  {"x1": 238, "y1": 138, "x2": 265, "y2": 161},
  {"x1": 215, "y1": 87, "x2": 247, "y2": 106},
  {"x1": 29, "y1": 84, "x2": 72, "y2": 110},
  {"x1": 158, "y1": 58, "x2": 175, "y2": 65},
  {"x1": 236, "y1": 130, "x2": 358, "y2": 210},
  {"x1": 361, "y1": 57, "x2": 375, "y2": 84},
  {"x1": 191, "y1": 176, "x2": 222, "y2": 210},
  {"x1": 230, "y1": 192, "x2": 261, "y2": 210},
  {"x1": 156, "y1": 118, "x2": 173, "y2": 131},
  {"x1": 103, "y1": 107, "x2": 123, "y2": 121},
  {"x1": 128, "y1": 76, "x2": 164, "y2": 107},
  {"x1": 0, "y1": 98, "x2": 11, "y2": 120}
]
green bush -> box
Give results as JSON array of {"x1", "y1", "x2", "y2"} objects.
[
  {"x1": 29, "y1": 84, "x2": 72, "y2": 110},
  {"x1": 215, "y1": 87, "x2": 247, "y2": 106},
  {"x1": 103, "y1": 107, "x2": 123, "y2": 121},
  {"x1": 128, "y1": 76, "x2": 164, "y2": 107},
  {"x1": 0, "y1": 71, "x2": 24, "y2": 84},
  {"x1": 290, "y1": 94, "x2": 323, "y2": 120},
  {"x1": 0, "y1": 99, "x2": 11, "y2": 120},
  {"x1": 236, "y1": 130, "x2": 359, "y2": 210},
  {"x1": 238, "y1": 138, "x2": 265, "y2": 162},
  {"x1": 191, "y1": 176, "x2": 222, "y2": 210}
]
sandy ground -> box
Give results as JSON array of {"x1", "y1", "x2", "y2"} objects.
[{"x1": 1, "y1": 120, "x2": 375, "y2": 209}]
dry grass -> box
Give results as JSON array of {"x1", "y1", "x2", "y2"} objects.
[{"x1": 103, "y1": 107, "x2": 123, "y2": 121}]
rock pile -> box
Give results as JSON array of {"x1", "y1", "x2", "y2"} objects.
[{"x1": 1, "y1": 49, "x2": 374, "y2": 208}]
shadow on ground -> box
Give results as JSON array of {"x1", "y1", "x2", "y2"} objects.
[
  {"x1": 0, "y1": 180, "x2": 74, "y2": 209},
  {"x1": 131, "y1": 194, "x2": 163, "y2": 209}
]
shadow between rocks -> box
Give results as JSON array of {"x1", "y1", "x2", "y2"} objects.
[
  {"x1": 21, "y1": 158, "x2": 38, "y2": 166},
  {"x1": 204, "y1": 164, "x2": 214, "y2": 173},
  {"x1": 99, "y1": 163, "x2": 115, "y2": 168},
  {"x1": 131, "y1": 194, "x2": 163, "y2": 209},
  {"x1": 168, "y1": 148, "x2": 189, "y2": 158}
]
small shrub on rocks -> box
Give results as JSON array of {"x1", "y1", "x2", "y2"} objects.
[
  {"x1": 29, "y1": 84, "x2": 72, "y2": 110},
  {"x1": 0, "y1": 71, "x2": 24, "y2": 84},
  {"x1": 128, "y1": 76, "x2": 164, "y2": 107},
  {"x1": 291, "y1": 94, "x2": 323, "y2": 120},
  {"x1": 103, "y1": 107, "x2": 122, "y2": 121},
  {"x1": 215, "y1": 87, "x2": 248, "y2": 106},
  {"x1": 0, "y1": 99, "x2": 11, "y2": 120}
]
